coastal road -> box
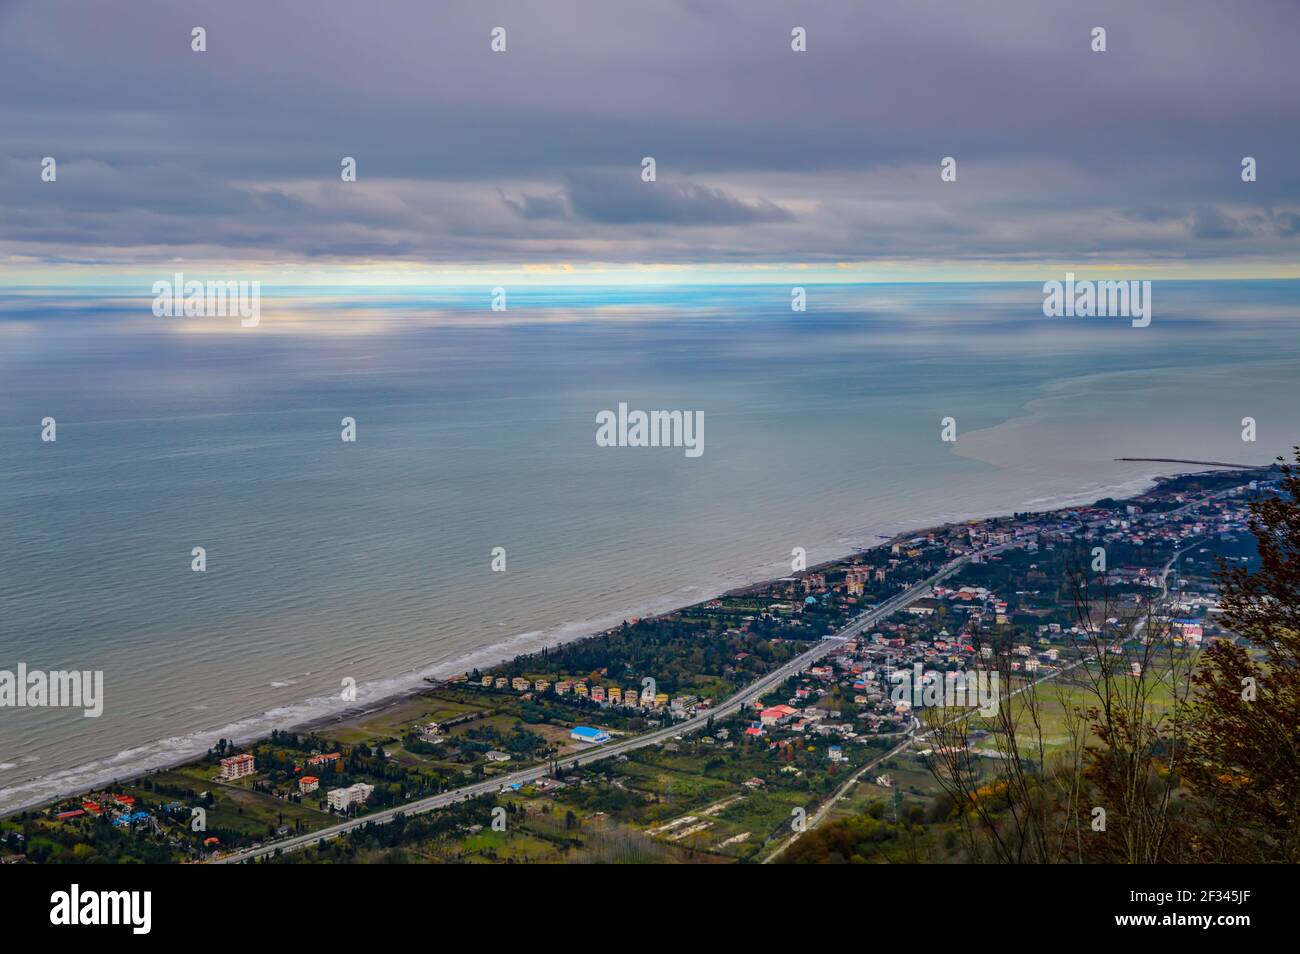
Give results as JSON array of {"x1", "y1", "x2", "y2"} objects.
[
  {"x1": 213, "y1": 542, "x2": 1014, "y2": 863},
  {"x1": 214, "y1": 484, "x2": 1230, "y2": 864}
]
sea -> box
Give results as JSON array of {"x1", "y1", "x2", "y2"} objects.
[{"x1": 1, "y1": 279, "x2": 1296, "y2": 813}]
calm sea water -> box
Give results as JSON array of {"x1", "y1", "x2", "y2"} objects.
[{"x1": 1, "y1": 281, "x2": 1297, "y2": 812}]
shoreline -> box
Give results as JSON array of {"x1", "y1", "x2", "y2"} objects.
[{"x1": 0, "y1": 463, "x2": 1254, "y2": 818}]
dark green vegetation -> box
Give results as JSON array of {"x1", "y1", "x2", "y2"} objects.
[
  {"x1": 267, "y1": 713, "x2": 898, "y2": 864},
  {"x1": 3, "y1": 462, "x2": 1278, "y2": 865},
  {"x1": 788, "y1": 460, "x2": 1292, "y2": 864}
]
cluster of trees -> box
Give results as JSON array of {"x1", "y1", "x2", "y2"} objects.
[
  {"x1": 782, "y1": 801, "x2": 936, "y2": 864},
  {"x1": 1181, "y1": 455, "x2": 1300, "y2": 862},
  {"x1": 8, "y1": 814, "x2": 177, "y2": 864},
  {"x1": 496, "y1": 615, "x2": 805, "y2": 695},
  {"x1": 461, "y1": 723, "x2": 548, "y2": 758},
  {"x1": 269, "y1": 796, "x2": 502, "y2": 864}
]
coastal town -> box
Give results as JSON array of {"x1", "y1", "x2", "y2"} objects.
[{"x1": 0, "y1": 465, "x2": 1275, "y2": 864}]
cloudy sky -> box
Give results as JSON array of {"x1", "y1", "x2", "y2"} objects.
[{"x1": 2, "y1": 0, "x2": 1298, "y2": 282}]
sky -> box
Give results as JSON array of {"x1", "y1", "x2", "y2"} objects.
[{"x1": 2, "y1": 0, "x2": 1299, "y2": 283}]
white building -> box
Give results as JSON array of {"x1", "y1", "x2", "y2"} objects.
[{"x1": 327, "y1": 782, "x2": 375, "y2": 812}]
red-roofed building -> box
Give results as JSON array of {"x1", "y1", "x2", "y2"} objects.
[
  {"x1": 760, "y1": 704, "x2": 799, "y2": 726},
  {"x1": 219, "y1": 753, "x2": 256, "y2": 781}
]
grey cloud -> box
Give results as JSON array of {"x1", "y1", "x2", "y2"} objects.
[
  {"x1": 1, "y1": 0, "x2": 1299, "y2": 266},
  {"x1": 564, "y1": 174, "x2": 793, "y2": 226},
  {"x1": 1189, "y1": 206, "x2": 1246, "y2": 240},
  {"x1": 502, "y1": 191, "x2": 570, "y2": 221},
  {"x1": 1276, "y1": 212, "x2": 1300, "y2": 236}
]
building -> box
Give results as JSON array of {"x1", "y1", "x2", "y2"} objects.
[
  {"x1": 570, "y1": 726, "x2": 610, "y2": 745},
  {"x1": 760, "y1": 704, "x2": 798, "y2": 726},
  {"x1": 485, "y1": 750, "x2": 512, "y2": 762},
  {"x1": 306, "y1": 752, "x2": 341, "y2": 768},
  {"x1": 418, "y1": 723, "x2": 443, "y2": 743},
  {"x1": 327, "y1": 782, "x2": 375, "y2": 812},
  {"x1": 1172, "y1": 618, "x2": 1204, "y2": 644},
  {"x1": 907, "y1": 598, "x2": 941, "y2": 617},
  {"x1": 801, "y1": 573, "x2": 826, "y2": 594},
  {"x1": 844, "y1": 566, "x2": 872, "y2": 586},
  {"x1": 299, "y1": 776, "x2": 320, "y2": 794},
  {"x1": 219, "y1": 753, "x2": 256, "y2": 781}
]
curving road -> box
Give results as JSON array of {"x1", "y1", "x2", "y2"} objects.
[
  {"x1": 213, "y1": 543, "x2": 1013, "y2": 863},
  {"x1": 217, "y1": 483, "x2": 1234, "y2": 864}
]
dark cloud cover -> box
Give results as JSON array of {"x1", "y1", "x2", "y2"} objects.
[
  {"x1": 1, "y1": 0, "x2": 1298, "y2": 268},
  {"x1": 562, "y1": 174, "x2": 793, "y2": 225}
]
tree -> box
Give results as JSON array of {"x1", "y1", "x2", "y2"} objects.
[
  {"x1": 922, "y1": 537, "x2": 1197, "y2": 863},
  {"x1": 1184, "y1": 449, "x2": 1300, "y2": 862}
]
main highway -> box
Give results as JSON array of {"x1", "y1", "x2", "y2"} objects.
[
  {"x1": 214, "y1": 541, "x2": 1015, "y2": 862},
  {"x1": 216, "y1": 481, "x2": 1238, "y2": 863}
]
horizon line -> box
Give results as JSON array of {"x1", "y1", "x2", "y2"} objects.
[{"x1": 4, "y1": 262, "x2": 1300, "y2": 288}]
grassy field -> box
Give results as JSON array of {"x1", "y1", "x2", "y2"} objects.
[
  {"x1": 126, "y1": 769, "x2": 336, "y2": 841},
  {"x1": 956, "y1": 662, "x2": 1186, "y2": 758}
]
